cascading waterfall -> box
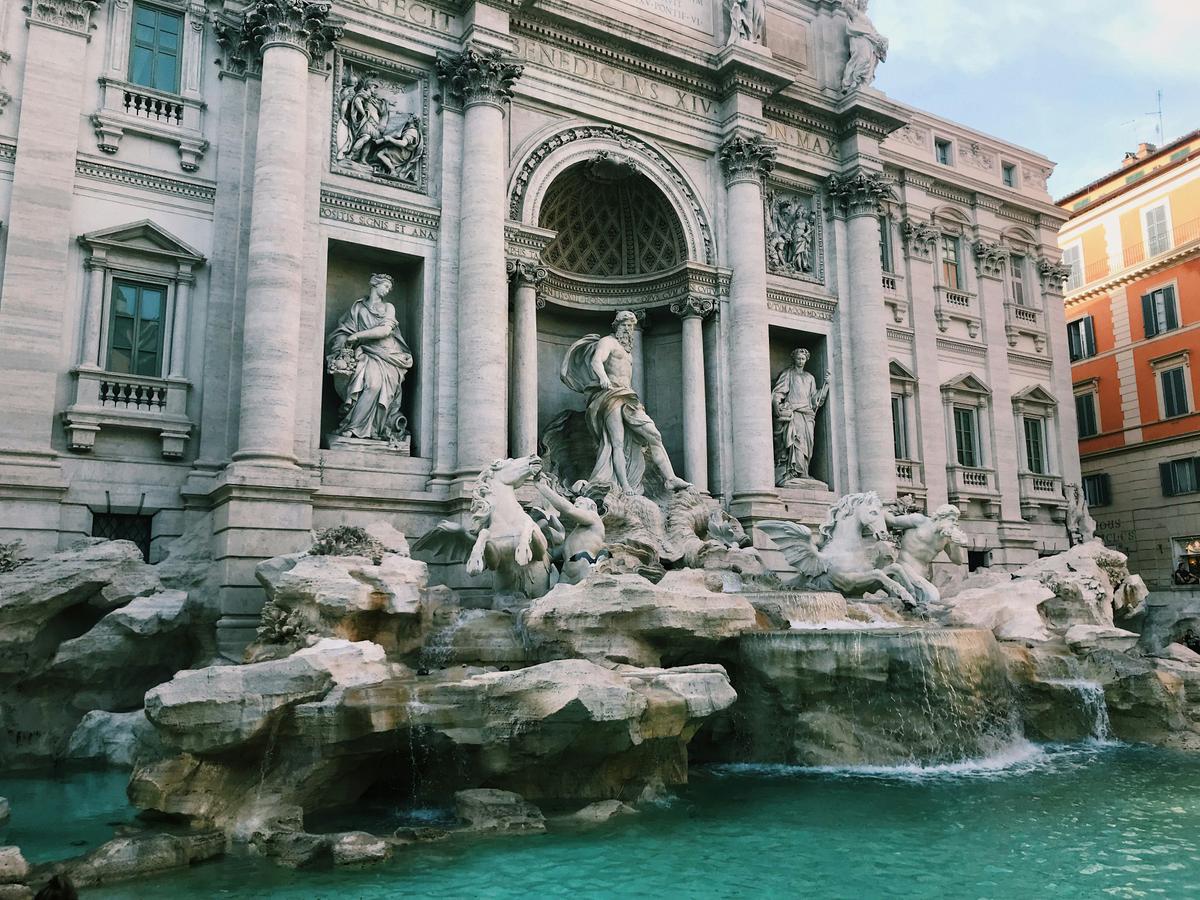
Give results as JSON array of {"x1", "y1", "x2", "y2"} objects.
[
  {"x1": 1042, "y1": 678, "x2": 1113, "y2": 742},
  {"x1": 419, "y1": 607, "x2": 488, "y2": 670}
]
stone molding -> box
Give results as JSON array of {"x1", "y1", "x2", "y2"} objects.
[
  {"x1": 720, "y1": 134, "x2": 776, "y2": 186},
  {"x1": 318, "y1": 189, "x2": 439, "y2": 241},
  {"x1": 670, "y1": 296, "x2": 715, "y2": 319},
  {"x1": 827, "y1": 169, "x2": 895, "y2": 218},
  {"x1": 436, "y1": 46, "x2": 522, "y2": 109},
  {"x1": 900, "y1": 218, "x2": 938, "y2": 259},
  {"x1": 765, "y1": 287, "x2": 836, "y2": 322},
  {"x1": 973, "y1": 239, "x2": 1009, "y2": 279},
  {"x1": 240, "y1": 0, "x2": 344, "y2": 61},
  {"x1": 76, "y1": 158, "x2": 217, "y2": 203},
  {"x1": 536, "y1": 261, "x2": 729, "y2": 313},
  {"x1": 27, "y1": 0, "x2": 100, "y2": 36},
  {"x1": 936, "y1": 337, "x2": 988, "y2": 360}
]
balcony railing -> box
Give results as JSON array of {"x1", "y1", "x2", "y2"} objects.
[
  {"x1": 895, "y1": 460, "x2": 925, "y2": 487},
  {"x1": 947, "y1": 464, "x2": 1000, "y2": 517},
  {"x1": 63, "y1": 367, "x2": 192, "y2": 458},
  {"x1": 99, "y1": 375, "x2": 168, "y2": 411},
  {"x1": 1071, "y1": 217, "x2": 1200, "y2": 290},
  {"x1": 1018, "y1": 472, "x2": 1066, "y2": 521},
  {"x1": 92, "y1": 77, "x2": 207, "y2": 171},
  {"x1": 122, "y1": 88, "x2": 184, "y2": 126}
]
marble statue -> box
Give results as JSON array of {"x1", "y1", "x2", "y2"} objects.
[
  {"x1": 561, "y1": 310, "x2": 691, "y2": 496},
  {"x1": 412, "y1": 455, "x2": 555, "y2": 599},
  {"x1": 886, "y1": 504, "x2": 967, "y2": 608},
  {"x1": 761, "y1": 493, "x2": 917, "y2": 606},
  {"x1": 326, "y1": 274, "x2": 414, "y2": 446},
  {"x1": 335, "y1": 70, "x2": 424, "y2": 184},
  {"x1": 534, "y1": 477, "x2": 607, "y2": 585},
  {"x1": 839, "y1": 0, "x2": 887, "y2": 94},
  {"x1": 772, "y1": 348, "x2": 830, "y2": 485},
  {"x1": 725, "y1": 0, "x2": 766, "y2": 44},
  {"x1": 766, "y1": 194, "x2": 816, "y2": 276},
  {"x1": 1066, "y1": 484, "x2": 1097, "y2": 546}
]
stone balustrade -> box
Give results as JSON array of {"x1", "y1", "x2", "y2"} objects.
[
  {"x1": 63, "y1": 367, "x2": 192, "y2": 458},
  {"x1": 91, "y1": 77, "x2": 207, "y2": 171}
]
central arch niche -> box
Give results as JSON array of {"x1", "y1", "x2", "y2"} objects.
[{"x1": 532, "y1": 158, "x2": 695, "y2": 476}]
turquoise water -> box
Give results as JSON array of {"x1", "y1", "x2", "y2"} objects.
[{"x1": 7, "y1": 744, "x2": 1200, "y2": 898}]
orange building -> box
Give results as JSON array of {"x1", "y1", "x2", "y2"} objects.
[{"x1": 1059, "y1": 131, "x2": 1200, "y2": 593}]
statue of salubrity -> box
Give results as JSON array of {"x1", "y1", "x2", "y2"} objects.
[
  {"x1": 725, "y1": 0, "x2": 766, "y2": 44},
  {"x1": 772, "y1": 348, "x2": 830, "y2": 486},
  {"x1": 839, "y1": 0, "x2": 888, "y2": 94},
  {"x1": 326, "y1": 273, "x2": 414, "y2": 450}
]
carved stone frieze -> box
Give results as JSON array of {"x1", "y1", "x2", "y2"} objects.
[
  {"x1": 1023, "y1": 165, "x2": 1050, "y2": 192},
  {"x1": 241, "y1": 0, "x2": 343, "y2": 61},
  {"x1": 1037, "y1": 257, "x2": 1074, "y2": 292},
  {"x1": 670, "y1": 295, "x2": 716, "y2": 319},
  {"x1": 720, "y1": 134, "x2": 776, "y2": 185},
  {"x1": 960, "y1": 142, "x2": 995, "y2": 172},
  {"x1": 436, "y1": 46, "x2": 523, "y2": 108},
  {"x1": 891, "y1": 123, "x2": 928, "y2": 150},
  {"x1": 827, "y1": 169, "x2": 896, "y2": 218},
  {"x1": 900, "y1": 218, "x2": 939, "y2": 259},
  {"x1": 764, "y1": 188, "x2": 823, "y2": 284},
  {"x1": 332, "y1": 51, "x2": 428, "y2": 191},
  {"x1": 972, "y1": 239, "x2": 1009, "y2": 279},
  {"x1": 27, "y1": 0, "x2": 100, "y2": 34}
]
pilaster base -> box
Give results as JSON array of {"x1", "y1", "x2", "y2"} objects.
[{"x1": 0, "y1": 450, "x2": 68, "y2": 554}]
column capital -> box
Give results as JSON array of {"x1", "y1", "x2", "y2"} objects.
[
  {"x1": 1037, "y1": 257, "x2": 1073, "y2": 294},
  {"x1": 437, "y1": 46, "x2": 523, "y2": 109},
  {"x1": 720, "y1": 133, "x2": 776, "y2": 186},
  {"x1": 827, "y1": 169, "x2": 896, "y2": 219},
  {"x1": 900, "y1": 217, "x2": 939, "y2": 260},
  {"x1": 213, "y1": 18, "x2": 261, "y2": 79},
  {"x1": 241, "y1": 0, "x2": 343, "y2": 61},
  {"x1": 506, "y1": 258, "x2": 547, "y2": 288},
  {"x1": 973, "y1": 239, "x2": 1009, "y2": 280},
  {"x1": 26, "y1": 0, "x2": 100, "y2": 36},
  {"x1": 670, "y1": 296, "x2": 716, "y2": 320}
]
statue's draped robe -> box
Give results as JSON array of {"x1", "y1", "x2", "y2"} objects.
[
  {"x1": 841, "y1": 12, "x2": 886, "y2": 92},
  {"x1": 772, "y1": 367, "x2": 824, "y2": 482},
  {"x1": 561, "y1": 334, "x2": 650, "y2": 492},
  {"x1": 328, "y1": 299, "x2": 414, "y2": 441}
]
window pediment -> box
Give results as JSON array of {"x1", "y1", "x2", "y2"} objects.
[
  {"x1": 79, "y1": 220, "x2": 205, "y2": 265},
  {"x1": 1012, "y1": 384, "x2": 1057, "y2": 411}
]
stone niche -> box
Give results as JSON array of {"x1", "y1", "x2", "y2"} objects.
[
  {"x1": 768, "y1": 327, "x2": 832, "y2": 488},
  {"x1": 535, "y1": 305, "x2": 685, "y2": 479},
  {"x1": 323, "y1": 241, "x2": 425, "y2": 455}
]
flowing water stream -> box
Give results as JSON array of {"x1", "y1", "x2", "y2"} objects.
[{"x1": 6, "y1": 744, "x2": 1200, "y2": 898}]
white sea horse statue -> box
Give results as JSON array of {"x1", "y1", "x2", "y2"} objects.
[
  {"x1": 412, "y1": 455, "x2": 554, "y2": 599},
  {"x1": 761, "y1": 492, "x2": 916, "y2": 607}
]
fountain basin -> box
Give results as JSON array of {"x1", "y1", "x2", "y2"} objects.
[{"x1": 726, "y1": 626, "x2": 1019, "y2": 766}]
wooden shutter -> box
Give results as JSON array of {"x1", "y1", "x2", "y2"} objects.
[
  {"x1": 1143, "y1": 292, "x2": 1159, "y2": 338},
  {"x1": 1068, "y1": 322, "x2": 1082, "y2": 361},
  {"x1": 1083, "y1": 316, "x2": 1096, "y2": 356},
  {"x1": 1164, "y1": 286, "x2": 1179, "y2": 331},
  {"x1": 1161, "y1": 462, "x2": 1176, "y2": 496}
]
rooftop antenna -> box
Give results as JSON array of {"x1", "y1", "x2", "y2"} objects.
[{"x1": 1148, "y1": 89, "x2": 1164, "y2": 143}]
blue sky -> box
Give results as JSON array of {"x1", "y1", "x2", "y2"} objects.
[{"x1": 869, "y1": 0, "x2": 1200, "y2": 199}]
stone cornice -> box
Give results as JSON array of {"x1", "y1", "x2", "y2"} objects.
[
  {"x1": 720, "y1": 134, "x2": 776, "y2": 186},
  {"x1": 26, "y1": 0, "x2": 100, "y2": 36},
  {"x1": 827, "y1": 168, "x2": 896, "y2": 218},
  {"x1": 765, "y1": 287, "x2": 837, "y2": 322},
  {"x1": 436, "y1": 45, "x2": 523, "y2": 108},
  {"x1": 1063, "y1": 237, "x2": 1200, "y2": 307},
  {"x1": 241, "y1": 0, "x2": 344, "y2": 60},
  {"x1": 318, "y1": 189, "x2": 440, "y2": 239},
  {"x1": 76, "y1": 158, "x2": 217, "y2": 203}
]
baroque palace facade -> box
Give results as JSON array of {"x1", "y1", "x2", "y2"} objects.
[
  {"x1": 0, "y1": 0, "x2": 1078, "y2": 652},
  {"x1": 1059, "y1": 132, "x2": 1200, "y2": 597}
]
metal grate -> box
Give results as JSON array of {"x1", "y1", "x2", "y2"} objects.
[{"x1": 92, "y1": 513, "x2": 153, "y2": 562}]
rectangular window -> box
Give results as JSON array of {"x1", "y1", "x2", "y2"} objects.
[
  {"x1": 1061, "y1": 244, "x2": 1083, "y2": 291},
  {"x1": 1082, "y1": 473, "x2": 1111, "y2": 507},
  {"x1": 940, "y1": 234, "x2": 962, "y2": 289},
  {"x1": 935, "y1": 139, "x2": 953, "y2": 166},
  {"x1": 1161, "y1": 458, "x2": 1200, "y2": 497},
  {"x1": 953, "y1": 406, "x2": 980, "y2": 468},
  {"x1": 1144, "y1": 204, "x2": 1171, "y2": 256},
  {"x1": 1023, "y1": 417, "x2": 1047, "y2": 474},
  {"x1": 1142, "y1": 286, "x2": 1179, "y2": 338},
  {"x1": 1075, "y1": 392, "x2": 1099, "y2": 438},
  {"x1": 129, "y1": 3, "x2": 182, "y2": 94},
  {"x1": 1067, "y1": 316, "x2": 1096, "y2": 361},
  {"x1": 92, "y1": 513, "x2": 153, "y2": 562},
  {"x1": 879, "y1": 215, "x2": 894, "y2": 273},
  {"x1": 1002, "y1": 162, "x2": 1017, "y2": 188},
  {"x1": 891, "y1": 394, "x2": 908, "y2": 459},
  {"x1": 1161, "y1": 366, "x2": 1190, "y2": 418},
  {"x1": 107, "y1": 279, "x2": 166, "y2": 377},
  {"x1": 1010, "y1": 254, "x2": 1028, "y2": 306}
]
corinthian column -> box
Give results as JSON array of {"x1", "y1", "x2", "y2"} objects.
[
  {"x1": 671, "y1": 296, "x2": 714, "y2": 492},
  {"x1": 828, "y1": 169, "x2": 897, "y2": 496},
  {"x1": 438, "y1": 47, "x2": 523, "y2": 473},
  {"x1": 233, "y1": 0, "x2": 342, "y2": 467},
  {"x1": 720, "y1": 134, "x2": 778, "y2": 511},
  {"x1": 507, "y1": 259, "x2": 546, "y2": 458}
]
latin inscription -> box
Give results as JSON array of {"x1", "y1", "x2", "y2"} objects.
[
  {"x1": 629, "y1": 0, "x2": 713, "y2": 31},
  {"x1": 512, "y1": 36, "x2": 716, "y2": 116},
  {"x1": 340, "y1": 0, "x2": 455, "y2": 32},
  {"x1": 766, "y1": 120, "x2": 839, "y2": 161},
  {"x1": 320, "y1": 205, "x2": 438, "y2": 242}
]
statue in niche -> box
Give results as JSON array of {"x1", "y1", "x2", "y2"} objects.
[
  {"x1": 326, "y1": 274, "x2": 414, "y2": 448},
  {"x1": 766, "y1": 192, "x2": 817, "y2": 276},
  {"x1": 885, "y1": 503, "x2": 967, "y2": 608},
  {"x1": 560, "y1": 310, "x2": 691, "y2": 496},
  {"x1": 725, "y1": 0, "x2": 766, "y2": 45},
  {"x1": 772, "y1": 348, "x2": 830, "y2": 485},
  {"x1": 839, "y1": 0, "x2": 888, "y2": 94},
  {"x1": 335, "y1": 66, "x2": 424, "y2": 185}
]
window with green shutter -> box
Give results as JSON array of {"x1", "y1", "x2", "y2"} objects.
[
  {"x1": 1067, "y1": 316, "x2": 1096, "y2": 361},
  {"x1": 953, "y1": 406, "x2": 979, "y2": 467},
  {"x1": 1075, "y1": 392, "x2": 1099, "y2": 438},
  {"x1": 1161, "y1": 458, "x2": 1200, "y2": 497},
  {"x1": 1023, "y1": 417, "x2": 1047, "y2": 474},
  {"x1": 129, "y1": 3, "x2": 182, "y2": 94},
  {"x1": 1082, "y1": 473, "x2": 1111, "y2": 507},
  {"x1": 1161, "y1": 366, "x2": 1190, "y2": 418},
  {"x1": 1142, "y1": 286, "x2": 1179, "y2": 338},
  {"x1": 107, "y1": 280, "x2": 166, "y2": 376}
]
